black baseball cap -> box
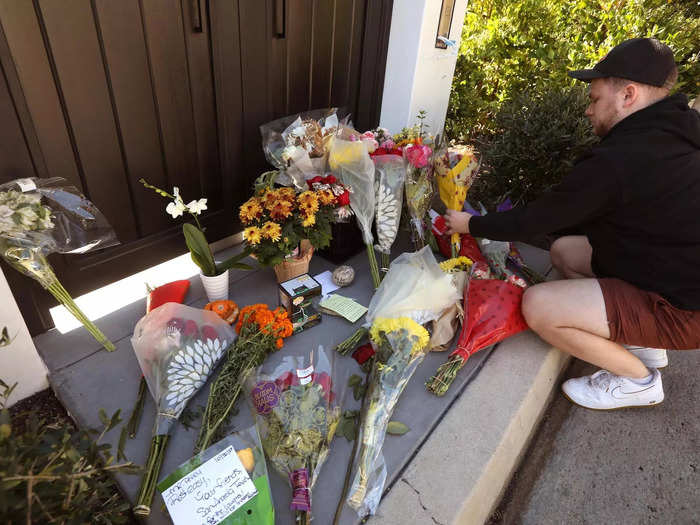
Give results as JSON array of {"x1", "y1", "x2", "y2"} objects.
[{"x1": 568, "y1": 38, "x2": 675, "y2": 87}]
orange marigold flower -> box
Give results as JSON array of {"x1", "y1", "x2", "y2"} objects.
[{"x1": 276, "y1": 338, "x2": 284, "y2": 349}]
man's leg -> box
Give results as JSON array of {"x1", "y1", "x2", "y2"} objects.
[
  {"x1": 550, "y1": 236, "x2": 593, "y2": 279},
  {"x1": 522, "y1": 278, "x2": 649, "y2": 378}
]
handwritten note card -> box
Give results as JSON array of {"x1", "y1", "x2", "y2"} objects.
[{"x1": 160, "y1": 446, "x2": 257, "y2": 525}]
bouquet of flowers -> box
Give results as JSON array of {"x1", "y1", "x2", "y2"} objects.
[
  {"x1": 403, "y1": 142, "x2": 435, "y2": 250},
  {"x1": 247, "y1": 348, "x2": 343, "y2": 524},
  {"x1": 434, "y1": 145, "x2": 480, "y2": 256},
  {"x1": 343, "y1": 248, "x2": 458, "y2": 516},
  {"x1": 329, "y1": 134, "x2": 381, "y2": 288},
  {"x1": 373, "y1": 155, "x2": 406, "y2": 275},
  {"x1": 430, "y1": 256, "x2": 473, "y2": 351},
  {"x1": 0, "y1": 177, "x2": 117, "y2": 350},
  {"x1": 367, "y1": 127, "x2": 402, "y2": 157},
  {"x1": 260, "y1": 109, "x2": 344, "y2": 188},
  {"x1": 239, "y1": 185, "x2": 340, "y2": 273},
  {"x1": 195, "y1": 303, "x2": 293, "y2": 453},
  {"x1": 130, "y1": 303, "x2": 236, "y2": 516},
  {"x1": 426, "y1": 262, "x2": 529, "y2": 396},
  {"x1": 306, "y1": 174, "x2": 353, "y2": 222}
]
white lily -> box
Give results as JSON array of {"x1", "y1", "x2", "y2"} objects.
[{"x1": 187, "y1": 198, "x2": 208, "y2": 215}]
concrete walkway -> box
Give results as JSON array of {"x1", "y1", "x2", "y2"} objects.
[{"x1": 493, "y1": 347, "x2": 700, "y2": 524}]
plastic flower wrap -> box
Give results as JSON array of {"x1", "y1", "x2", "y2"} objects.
[
  {"x1": 403, "y1": 143, "x2": 434, "y2": 250},
  {"x1": 430, "y1": 256, "x2": 473, "y2": 351},
  {"x1": 260, "y1": 108, "x2": 344, "y2": 189},
  {"x1": 342, "y1": 247, "x2": 458, "y2": 517},
  {"x1": 195, "y1": 303, "x2": 293, "y2": 454},
  {"x1": 0, "y1": 177, "x2": 118, "y2": 350},
  {"x1": 426, "y1": 262, "x2": 529, "y2": 396},
  {"x1": 373, "y1": 155, "x2": 406, "y2": 275},
  {"x1": 246, "y1": 347, "x2": 344, "y2": 524},
  {"x1": 434, "y1": 145, "x2": 480, "y2": 256},
  {"x1": 131, "y1": 303, "x2": 236, "y2": 516},
  {"x1": 329, "y1": 136, "x2": 381, "y2": 288},
  {"x1": 346, "y1": 316, "x2": 430, "y2": 516}
]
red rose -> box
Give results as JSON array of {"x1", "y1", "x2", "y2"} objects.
[
  {"x1": 324, "y1": 175, "x2": 337, "y2": 184},
  {"x1": 183, "y1": 320, "x2": 199, "y2": 338},
  {"x1": 275, "y1": 371, "x2": 296, "y2": 390},
  {"x1": 166, "y1": 318, "x2": 186, "y2": 333},
  {"x1": 352, "y1": 343, "x2": 375, "y2": 365},
  {"x1": 307, "y1": 176, "x2": 323, "y2": 188},
  {"x1": 201, "y1": 325, "x2": 219, "y2": 342},
  {"x1": 337, "y1": 191, "x2": 350, "y2": 206}
]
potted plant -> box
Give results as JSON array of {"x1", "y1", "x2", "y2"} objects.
[
  {"x1": 238, "y1": 178, "x2": 348, "y2": 282},
  {"x1": 140, "y1": 180, "x2": 252, "y2": 301}
]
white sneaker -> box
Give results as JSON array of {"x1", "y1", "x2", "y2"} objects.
[
  {"x1": 562, "y1": 368, "x2": 664, "y2": 410},
  {"x1": 624, "y1": 345, "x2": 668, "y2": 368}
]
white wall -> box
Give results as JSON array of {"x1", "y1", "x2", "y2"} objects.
[
  {"x1": 0, "y1": 266, "x2": 48, "y2": 406},
  {"x1": 380, "y1": 0, "x2": 469, "y2": 137}
]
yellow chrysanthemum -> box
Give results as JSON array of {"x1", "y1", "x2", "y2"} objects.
[
  {"x1": 243, "y1": 226, "x2": 262, "y2": 245},
  {"x1": 261, "y1": 189, "x2": 281, "y2": 210},
  {"x1": 370, "y1": 317, "x2": 430, "y2": 355},
  {"x1": 298, "y1": 190, "x2": 318, "y2": 207},
  {"x1": 261, "y1": 221, "x2": 282, "y2": 241},
  {"x1": 301, "y1": 213, "x2": 316, "y2": 228},
  {"x1": 269, "y1": 200, "x2": 294, "y2": 220},
  {"x1": 299, "y1": 199, "x2": 319, "y2": 215},
  {"x1": 277, "y1": 187, "x2": 296, "y2": 200},
  {"x1": 239, "y1": 198, "x2": 262, "y2": 223},
  {"x1": 317, "y1": 189, "x2": 336, "y2": 206},
  {"x1": 439, "y1": 256, "x2": 473, "y2": 273}
]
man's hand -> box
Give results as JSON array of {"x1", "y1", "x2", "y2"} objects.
[{"x1": 444, "y1": 209, "x2": 472, "y2": 235}]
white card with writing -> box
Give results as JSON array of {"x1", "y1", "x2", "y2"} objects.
[{"x1": 160, "y1": 445, "x2": 257, "y2": 525}]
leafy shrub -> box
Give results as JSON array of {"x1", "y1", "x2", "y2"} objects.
[
  {"x1": 469, "y1": 85, "x2": 598, "y2": 207},
  {"x1": 0, "y1": 380, "x2": 139, "y2": 524},
  {"x1": 447, "y1": 0, "x2": 700, "y2": 140}
]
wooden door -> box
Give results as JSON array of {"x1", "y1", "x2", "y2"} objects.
[{"x1": 0, "y1": 0, "x2": 392, "y2": 335}]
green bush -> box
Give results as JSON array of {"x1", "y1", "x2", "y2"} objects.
[
  {"x1": 447, "y1": 0, "x2": 700, "y2": 140},
  {"x1": 470, "y1": 85, "x2": 598, "y2": 207}
]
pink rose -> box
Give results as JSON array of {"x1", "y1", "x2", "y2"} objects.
[
  {"x1": 183, "y1": 320, "x2": 199, "y2": 338},
  {"x1": 404, "y1": 144, "x2": 432, "y2": 168}
]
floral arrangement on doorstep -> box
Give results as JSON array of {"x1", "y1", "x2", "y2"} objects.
[{"x1": 239, "y1": 181, "x2": 349, "y2": 267}]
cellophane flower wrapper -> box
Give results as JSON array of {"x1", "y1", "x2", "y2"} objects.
[
  {"x1": 260, "y1": 108, "x2": 345, "y2": 189},
  {"x1": 346, "y1": 316, "x2": 431, "y2": 517},
  {"x1": 157, "y1": 426, "x2": 275, "y2": 525},
  {"x1": 366, "y1": 247, "x2": 459, "y2": 327},
  {"x1": 246, "y1": 346, "x2": 344, "y2": 523},
  {"x1": 402, "y1": 143, "x2": 434, "y2": 249},
  {"x1": 373, "y1": 155, "x2": 406, "y2": 256},
  {"x1": 434, "y1": 145, "x2": 480, "y2": 255},
  {"x1": 0, "y1": 177, "x2": 118, "y2": 350},
  {"x1": 130, "y1": 303, "x2": 236, "y2": 515}
]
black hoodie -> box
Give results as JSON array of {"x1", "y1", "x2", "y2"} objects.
[{"x1": 470, "y1": 93, "x2": 700, "y2": 310}]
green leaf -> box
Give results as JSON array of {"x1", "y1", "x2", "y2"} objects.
[
  {"x1": 348, "y1": 374, "x2": 362, "y2": 387},
  {"x1": 183, "y1": 223, "x2": 216, "y2": 276},
  {"x1": 215, "y1": 248, "x2": 255, "y2": 273},
  {"x1": 387, "y1": 421, "x2": 410, "y2": 436},
  {"x1": 98, "y1": 408, "x2": 109, "y2": 427}
]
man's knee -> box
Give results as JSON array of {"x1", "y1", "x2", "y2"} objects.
[{"x1": 522, "y1": 284, "x2": 553, "y2": 332}]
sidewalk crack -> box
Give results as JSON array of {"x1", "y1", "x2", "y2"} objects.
[{"x1": 401, "y1": 478, "x2": 445, "y2": 525}]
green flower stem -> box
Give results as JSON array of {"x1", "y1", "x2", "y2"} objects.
[
  {"x1": 127, "y1": 377, "x2": 147, "y2": 439},
  {"x1": 133, "y1": 434, "x2": 170, "y2": 517},
  {"x1": 366, "y1": 245, "x2": 380, "y2": 289},
  {"x1": 334, "y1": 328, "x2": 368, "y2": 356},
  {"x1": 45, "y1": 278, "x2": 115, "y2": 352},
  {"x1": 380, "y1": 252, "x2": 390, "y2": 280},
  {"x1": 451, "y1": 242, "x2": 458, "y2": 259},
  {"x1": 425, "y1": 354, "x2": 465, "y2": 396}
]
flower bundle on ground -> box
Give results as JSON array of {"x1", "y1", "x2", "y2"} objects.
[
  {"x1": 195, "y1": 303, "x2": 293, "y2": 454},
  {"x1": 130, "y1": 303, "x2": 236, "y2": 516},
  {"x1": 247, "y1": 349, "x2": 342, "y2": 525},
  {"x1": 430, "y1": 256, "x2": 474, "y2": 351},
  {"x1": 0, "y1": 179, "x2": 117, "y2": 351},
  {"x1": 373, "y1": 155, "x2": 406, "y2": 276},
  {"x1": 403, "y1": 142, "x2": 435, "y2": 250},
  {"x1": 345, "y1": 317, "x2": 430, "y2": 516},
  {"x1": 239, "y1": 184, "x2": 340, "y2": 267}
]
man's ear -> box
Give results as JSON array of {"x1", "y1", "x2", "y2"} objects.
[{"x1": 621, "y1": 83, "x2": 639, "y2": 108}]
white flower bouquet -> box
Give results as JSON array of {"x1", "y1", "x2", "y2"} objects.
[{"x1": 0, "y1": 177, "x2": 117, "y2": 350}]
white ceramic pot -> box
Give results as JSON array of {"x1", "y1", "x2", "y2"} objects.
[{"x1": 200, "y1": 270, "x2": 229, "y2": 302}]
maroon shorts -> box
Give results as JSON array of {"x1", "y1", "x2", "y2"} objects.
[{"x1": 599, "y1": 278, "x2": 700, "y2": 350}]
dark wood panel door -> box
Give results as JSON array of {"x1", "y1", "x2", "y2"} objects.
[{"x1": 0, "y1": 0, "x2": 392, "y2": 335}]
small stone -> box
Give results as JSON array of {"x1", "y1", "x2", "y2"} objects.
[{"x1": 332, "y1": 265, "x2": 355, "y2": 287}]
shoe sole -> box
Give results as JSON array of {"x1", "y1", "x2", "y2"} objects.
[{"x1": 561, "y1": 390, "x2": 664, "y2": 411}]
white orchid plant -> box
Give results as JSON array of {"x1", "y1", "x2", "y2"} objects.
[{"x1": 140, "y1": 179, "x2": 252, "y2": 276}]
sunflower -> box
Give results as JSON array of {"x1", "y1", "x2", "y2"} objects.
[
  {"x1": 239, "y1": 197, "x2": 263, "y2": 223},
  {"x1": 301, "y1": 213, "x2": 316, "y2": 228},
  {"x1": 317, "y1": 189, "x2": 336, "y2": 206},
  {"x1": 269, "y1": 200, "x2": 294, "y2": 220},
  {"x1": 243, "y1": 226, "x2": 262, "y2": 245},
  {"x1": 261, "y1": 221, "x2": 282, "y2": 242}
]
